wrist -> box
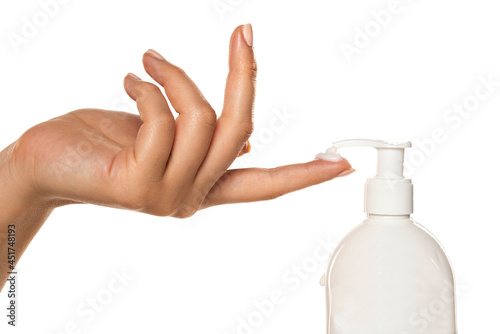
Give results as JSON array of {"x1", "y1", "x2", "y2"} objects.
[
  {"x1": 0, "y1": 141, "x2": 57, "y2": 292},
  {"x1": 0, "y1": 141, "x2": 58, "y2": 220}
]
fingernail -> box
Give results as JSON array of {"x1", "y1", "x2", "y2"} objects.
[
  {"x1": 146, "y1": 49, "x2": 165, "y2": 61},
  {"x1": 127, "y1": 72, "x2": 141, "y2": 80},
  {"x1": 337, "y1": 168, "x2": 356, "y2": 177},
  {"x1": 244, "y1": 141, "x2": 251, "y2": 153},
  {"x1": 243, "y1": 23, "x2": 253, "y2": 47},
  {"x1": 238, "y1": 141, "x2": 251, "y2": 157}
]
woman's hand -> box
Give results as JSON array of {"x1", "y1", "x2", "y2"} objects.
[
  {"x1": 2, "y1": 24, "x2": 352, "y2": 219},
  {"x1": 0, "y1": 24, "x2": 353, "y2": 291}
]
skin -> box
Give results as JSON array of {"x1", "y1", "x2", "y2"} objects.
[{"x1": 0, "y1": 25, "x2": 352, "y2": 292}]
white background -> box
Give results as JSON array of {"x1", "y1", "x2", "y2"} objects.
[{"x1": 1, "y1": 0, "x2": 499, "y2": 333}]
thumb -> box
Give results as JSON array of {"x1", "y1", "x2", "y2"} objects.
[{"x1": 202, "y1": 159, "x2": 354, "y2": 207}]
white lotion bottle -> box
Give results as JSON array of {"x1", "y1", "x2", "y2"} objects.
[{"x1": 318, "y1": 139, "x2": 457, "y2": 334}]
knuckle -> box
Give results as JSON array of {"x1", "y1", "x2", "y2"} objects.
[
  {"x1": 220, "y1": 115, "x2": 254, "y2": 143},
  {"x1": 171, "y1": 189, "x2": 204, "y2": 218},
  {"x1": 233, "y1": 60, "x2": 257, "y2": 79},
  {"x1": 171, "y1": 65, "x2": 187, "y2": 78},
  {"x1": 193, "y1": 107, "x2": 217, "y2": 128},
  {"x1": 151, "y1": 114, "x2": 175, "y2": 129},
  {"x1": 172, "y1": 203, "x2": 197, "y2": 219},
  {"x1": 123, "y1": 195, "x2": 148, "y2": 212},
  {"x1": 248, "y1": 60, "x2": 258, "y2": 79},
  {"x1": 148, "y1": 205, "x2": 176, "y2": 217},
  {"x1": 238, "y1": 120, "x2": 254, "y2": 141},
  {"x1": 119, "y1": 181, "x2": 161, "y2": 212},
  {"x1": 147, "y1": 198, "x2": 179, "y2": 217},
  {"x1": 137, "y1": 82, "x2": 161, "y2": 96},
  {"x1": 122, "y1": 187, "x2": 151, "y2": 211},
  {"x1": 147, "y1": 195, "x2": 199, "y2": 218}
]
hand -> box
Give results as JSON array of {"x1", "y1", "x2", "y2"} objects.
[
  {"x1": 2, "y1": 24, "x2": 352, "y2": 219},
  {"x1": 0, "y1": 24, "x2": 353, "y2": 291}
]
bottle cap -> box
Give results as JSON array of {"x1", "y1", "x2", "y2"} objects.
[{"x1": 319, "y1": 139, "x2": 413, "y2": 215}]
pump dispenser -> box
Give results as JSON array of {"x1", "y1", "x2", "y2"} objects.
[{"x1": 318, "y1": 139, "x2": 457, "y2": 334}]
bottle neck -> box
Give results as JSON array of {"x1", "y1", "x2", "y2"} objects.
[
  {"x1": 367, "y1": 214, "x2": 411, "y2": 220},
  {"x1": 364, "y1": 178, "x2": 413, "y2": 215}
]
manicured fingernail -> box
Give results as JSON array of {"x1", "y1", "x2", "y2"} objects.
[
  {"x1": 337, "y1": 168, "x2": 356, "y2": 177},
  {"x1": 243, "y1": 23, "x2": 253, "y2": 47},
  {"x1": 244, "y1": 141, "x2": 251, "y2": 153},
  {"x1": 146, "y1": 49, "x2": 165, "y2": 61},
  {"x1": 127, "y1": 73, "x2": 141, "y2": 80},
  {"x1": 238, "y1": 141, "x2": 251, "y2": 157}
]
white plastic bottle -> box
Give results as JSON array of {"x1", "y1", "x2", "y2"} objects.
[{"x1": 317, "y1": 139, "x2": 457, "y2": 334}]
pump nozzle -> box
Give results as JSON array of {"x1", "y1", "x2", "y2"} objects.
[
  {"x1": 332, "y1": 139, "x2": 411, "y2": 180},
  {"x1": 318, "y1": 139, "x2": 413, "y2": 215}
]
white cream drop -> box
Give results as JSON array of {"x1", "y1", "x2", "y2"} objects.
[{"x1": 315, "y1": 146, "x2": 344, "y2": 162}]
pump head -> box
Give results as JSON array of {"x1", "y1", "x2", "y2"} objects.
[{"x1": 323, "y1": 139, "x2": 413, "y2": 215}]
